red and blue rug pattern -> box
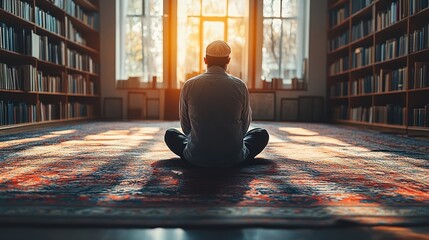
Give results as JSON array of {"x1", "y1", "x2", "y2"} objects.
[{"x1": 0, "y1": 121, "x2": 428, "y2": 227}]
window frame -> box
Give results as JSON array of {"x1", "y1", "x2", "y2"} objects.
[{"x1": 116, "y1": 0, "x2": 308, "y2": 90}]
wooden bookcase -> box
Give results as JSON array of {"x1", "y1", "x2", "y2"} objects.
[
  {"x1": 0, "y1": 0, "x2": 100, "y2": 129},
  {"x1": 327, "y1": 0, "x2": 429, "y2": 134}
]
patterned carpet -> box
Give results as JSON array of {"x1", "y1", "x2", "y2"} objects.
[{"x1": 0, "y1": 121, "x2": 428, "y2": 227}]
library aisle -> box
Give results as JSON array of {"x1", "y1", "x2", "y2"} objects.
[{"x1": 0, "y1": 121, "x2": 428, "y2": 228}]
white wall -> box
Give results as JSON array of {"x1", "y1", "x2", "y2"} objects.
[{"x1": 99, "y1": 0, "x2": 327, "y2": 120}]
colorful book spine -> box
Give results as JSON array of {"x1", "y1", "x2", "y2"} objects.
[{"x1": 376, "y1": 0, "x2": 408, "y2": 31}]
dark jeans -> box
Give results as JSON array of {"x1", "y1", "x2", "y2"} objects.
[{"x1": 164, "y1": 128, "x2": 269, "y2": 163}]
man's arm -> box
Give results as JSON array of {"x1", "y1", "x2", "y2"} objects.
[
  {"x1": 241, "y1": 87, "x2": 252, "y2": 134},
  {"x1": 179, "y1": 84, "x2": 191, "y2": 135}
]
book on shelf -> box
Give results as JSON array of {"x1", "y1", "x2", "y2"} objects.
[
  {"x1": 39, "y1": 102, "x2": 64, "y2": 121},
  {"x1": 0, "y1": 63, "x2": 35, "y2": 91},
  {"x1": 0, "y1": 100, "x2": 38, "y2": 125},
  {"x1": 35, "y1": 7, "x2": 63, "y2": 36},
  {"x1": 329, "y1": 55, "x2": 349, "y2": 75},
  {"x1": 50, "y1": 0, "x2": 65, "y2": 10},
  {"x1": 66, "y1": 102, "x2": 94, "y2": 118},
  {"x1": 329, "y1": 4, "x2": 349, "y2": 28},
  {"x1": 0, "y1": 0, "x2": 33, "y2": 22},
  {"x1": 67, "y1": 48, "x2": 96, "y2": 74},
  {"x1": 409, "y1": 0, "x2": 429, "y2": 15},
  {"x1": 65, "y1": 16, "x2": 87, "y2": 46},
  {"x1": 376, "y1": 0, "x2": 408, "y2": 31},
  {"x1": 370, "y1": 104, "x2": 406, "y2": 125},
  {"x1": 351, "y1": 75, "x2": 373, "y2": 95},
  {"x1": 352, "y1": 46, "x2": 373, "y2": 68},
  {"x1": 330, "y1": 30, "x2": 349, "y2": 51},
  {"x1": 330, "y1": 80, "x2": 348, "y2": 97},
  {"x1": 34, "y1": 71, "x2": 63, "y2": 93},
  {"x1": 351, "y1": 18, "x2": 373, "y2": 41},
  {"x1": 410, "y1": 23, "x2": 429, "y2": 53},
  {"x1": 350, "y1": 106, "x2": 371, "y2": 122},
  {"x1": 67, "y1": 74, "x2": 94, "y2": 94},
  {"x1": 410, "y1": 62, "x2": 429, "y2": 89},
  {"x1": 375, "y1": 67, "x2": 407, "y2": 92},
  {"x1": 411, "y1": 104, "x2": 429, "y2": 127},
  {"x1": 331, "y1": 105, "x2": 349, "y2": 120},
  {"x1": 31, "y1": 33, "x2": 65, "y2": 65},
  {"x1": 375, "y1": 34, "x2": 408, "y2": 62},
  {"x1": 65, "y1": 0, "x2": 99, "y2": 30},
  {"x1": 351, "y1": 0, "x2": 373, "y2": 13},
  {"x1": 0, "y1": 22, "x2": 33, "y2": 55}
]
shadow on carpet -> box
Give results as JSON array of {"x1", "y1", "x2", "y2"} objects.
[{"x1": 0, "y1": 121, "x2": 428, "y2": 228}]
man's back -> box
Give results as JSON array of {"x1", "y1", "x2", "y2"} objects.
[
  {"x1": 164, "y1": 40, "x2": 268, "y2": 168},
  {"x1": 180, "y1": 66, "x2": 251, "y2": 167}
]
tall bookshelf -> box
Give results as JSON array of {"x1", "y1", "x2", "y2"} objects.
[
  {"x1": 327, "y1": 0, "x2": 429, "y2": 134},
  {"x1": 0, "y1": 0, "x2": 100, "y2": 129}
]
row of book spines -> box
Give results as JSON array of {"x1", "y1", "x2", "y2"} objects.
[
  {"x1": 35, "y1": 7, "x2": 62, "y2": 35},
  {"x1": 330, "y1": 69, "x2": 403, "y2": 96},
  {"x1": 65, "y1": 18, "x2": 86, "y2": 45},
  {"x1": 352, "y1": 46, "x2": 373, "y2": 68},
  {"x1": 0, "y1": 63, "x2": 95, "y2": 93},
  {"x1": 329, "y1": 5, "x2": 349, "y2": 28},
  {"x1": 330, "y1": 0, "x2": 429, "y2": 31},
  {"x1": 330, "y1": 30, "x2": 349, "y2": 51},
  {"x1": 350, "y1": 106, "x2": 371, "y2": 122},
  {"x1": 330, "y1": 81, "x2": 349, "y2": 97},
  {"x1": 65, "y1": 0, "x2": 98, "y2": 30},
  {"x1": 351, "y1": 18, "x2": 373, "y2": 41},
  {"x1": 376, "y1": 35, "x2": 408, "y2": 61},
  {"x1": 33, "y1": 34, "x2": 66, "y2": 65},
  {"x1": 67, "y1": 75, "x2": 94, "y2": 94},
  {"x1": 330, "y1": 35, "x2": 407, "y2": 67},
  {"x1": 329, "y1": 56, "x2": 349, "y2": 75},
  {"x1": 0, "y1": 0, "x2": 33, "y2": 21},
  {"x1": 409, "y1": 0, "x2": 429, "y2": 15},
  {"x1": 410, "y1": 62, "x2": 429, "y2": 89},
  {"x1": 2, "y1": 0, "x2": 98, "y2": 30},
  {"x1": 0, "y1": 101, "x2": 94, "y2": 125},
  {"x1": 67, "y1": 48, "x2": 96, "y2": 74},
  {"x1": 411, "y1": 105, "x2": 429, "y2": 127},
  {"x1": 410, "y1": 23, "x2": 429, "y2": 53},
  {"x1": 331, "y1": 105, "x2": 406, "y2": 125},
  {"x1": 351, "y1": 0, "x2": 373, "y2": 13},
  {"x1": 376, "y1": 0, "x2": 408, "y2": 31},
  {"x1": 351, "y1": 76, "x2": 373, "y2": 94}
]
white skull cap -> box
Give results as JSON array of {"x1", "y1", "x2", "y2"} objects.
[{"x1": 206, "y1": 40, "x2": 231, "y2": 57}]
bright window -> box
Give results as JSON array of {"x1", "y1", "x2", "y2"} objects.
[
  {"x1": 176, "y1": 0, "x2": 248, "y2": 88},
  {"x1": 262, "y1": 0, "x2": 307, "y2": 86},
  {"x1": 116, "y1": 0, "x2": 307, "y2": 89},
  {"x1": 116, "y1": 0, "x2": 163, "y2": 85}
]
